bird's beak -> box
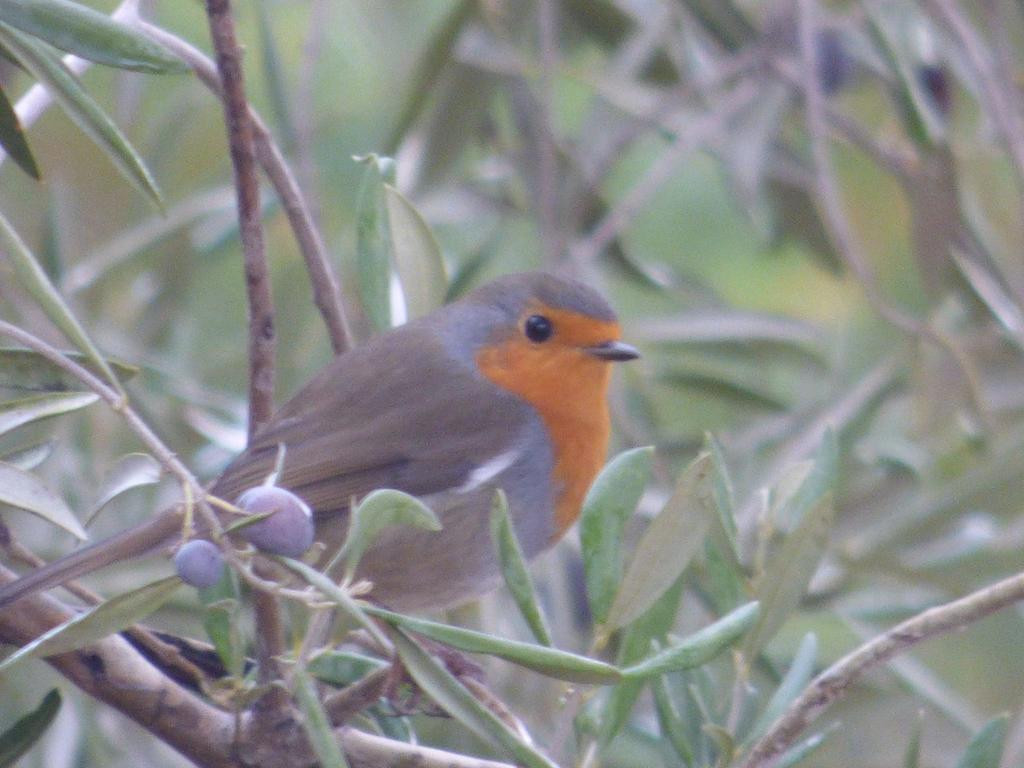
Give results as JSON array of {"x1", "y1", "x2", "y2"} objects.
[{"x1": 586, "y1": 340, "x2": 640, "y2": 361}]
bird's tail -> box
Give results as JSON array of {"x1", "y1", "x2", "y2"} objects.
[{"x1": 0, "y1": 507, "x2": 184, "y2": 608}]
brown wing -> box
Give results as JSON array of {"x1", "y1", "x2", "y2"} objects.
[{"x1": 210, "y1": 323, "x2": 534, "y2": 519}]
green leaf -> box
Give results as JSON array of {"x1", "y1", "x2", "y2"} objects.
[
  {"x1": 0, "y1": 441, "x2": 53, "y2": 471},
  {"x1": 0, "y1": 24, "x2": 163, "y2": 207},
  {"x1": 307, "y1": 650, "x2": 387, "y2": 687},
  {"x1": 199, "y1": 568, "x2": 245, "y2": 678},
  {"x1": 386, "y1": 626, "x2": 557, "y2": 768},
  {"x1": 365, "y1": 604, "x2": 620, "y2": 684},
  {"x1": 490, "y1": 489, "x2": 552, "y2": 646},
  {"x1": 904, "y1": 710, "x2": 924, "y2": 768},
  {"x1": 580, "y1": 446, "x2": 654, "y2": 625},
  {"x1": 0, "y1": 392, "x2": 98, "y2": 437},
  {"x1": 86, "y1": 452, "x2": 161, "y2": 525},
  {"x1": 0, "y1": 0, "x2": 186, "y2": 73},
  {"x1": 598, "y1": 576, "x2": 685, "y2": 747},
  {"x1": 705, "y1": 433, "x2": 738, "y2": 550},
  {"x1": 0, "y1": 211, "x2": 123, "y2": 393},
  {"x1": 0, "y1": 81, "x2": 40, "y2": 180},
  {"x1": 621, "y1": 602, "x2": 759, "y2": 679},
  {"x1": 339, "y1": 489, "x2": 440, "y2": 579},
  {"x1": 864, "y1": 5, "x2": 944, "y2": 147},
  {"x1": 0, "y1": 347, "x2": 138, "y2": 392},
  {"x1": 354, "y1": 154, "x2": 395, "y2": 332},
  {"x1": 774, "y1": 430, "x2": 837, "y2": 530},
  {"x1": 0, "y1": 460, "x2": 86, "y2": 539},
  {"x1": 256, "y1": 0, "x2": 295, "y2": 150},
  {"x1": 279, "y1": 557, "x2": 389, "y2": 649},
  {"x1": 747, "y1": 633, "x2": 818, "y2": 742},
  {"x1": 384, "y1": 0, "x2": 475, "y2": 152},
  {"x1": 743, "y1": 494, "x2": 834, "y2": 662},
  {"x1": 0, "y1": 576, "x2": 181, "y2": 672},
  {"x1": 955, "y1": 714, "x2": 1009, "y2": 768},
  {"x1": 775, "y1": 724, "x2": 838, "y2": 768},
  {"x1": 651, "y1": 674, "x2": 695, "y2": 766},
  {"x1": 293, "y1": 665, "x2": 350, "y2": 768},
  {"x1": 384, "y1": 183, "x2": 446, "y2": 320},
  {"x1": 0, "y1": 689, "x2": 60, "y2": 768},
  {"x1": 604, "y1": 452, "x2": 715, "y2": 632}
]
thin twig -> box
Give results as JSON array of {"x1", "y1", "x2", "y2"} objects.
[
  {"x1": 738, "y1": 567, "x2": 1024, "y2": 768},
  {"x1": 0, "y1": 320, "x2": 201, "y2": 499},
  {"x1": 137, "y1": 18, "x2": 352, "y2": 355},
  {"x1": 204, "y1": 0, "x2": 275, "y2": 437},
  {"x1": 570, "y1": 80, "x2": 758, "y2": 266}
]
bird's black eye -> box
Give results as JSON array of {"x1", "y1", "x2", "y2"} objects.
[{"x1": 524, "y1": 314, "x2": 553, "y2": 342}]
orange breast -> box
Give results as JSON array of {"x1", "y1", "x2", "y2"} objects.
[{"x1": 476, "y1": 308, "x2": 619, "y2": 538}]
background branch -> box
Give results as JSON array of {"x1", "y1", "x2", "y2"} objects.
[
  {"x1": 203, "y1": 0, "x2": 275, "y2": 437},
  {"x1": 739, "y1": 567, "x2": 1024, "y2": 768}
]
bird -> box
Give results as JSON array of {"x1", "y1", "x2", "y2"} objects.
[{"x1": 0, "y1": 272, "x2": 639, "y2": 612}]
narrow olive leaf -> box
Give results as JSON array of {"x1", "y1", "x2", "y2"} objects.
[
  {"x1": 354, "y1": 154, "x2": 394, "y2": 332},
  {"x1": 386, "y1": 626, "x2": 557, "y2": 768},
  {"x1": 0, "y1": 689, "x2": 60, "y2": 768},
  {"x1": 604, "y1": 452, "x2": 714, "y2": 632},
  {"x1": 0, "y1": 211, "x2": 122, "y2": 394},
  {"x1": 775, "y1": 429, "x2": 837, "y2": 530},
  {"x1": 599, "y1": 576, "x2": 685, "y2": 747},
  {"x1": 580, "y1": 446, "x2": 655, "y2": 625},
  {"x1": 384, "y1": 184, "x2": 446, "y2": 321},
  {"x1": 0, "y1": 392, "x2": 98, "y2": 437},
  {"x1": 490, "y1": 489, "x2": 553, "y2": 646},
  {"x1": 775, "y1": 723, "x2": 839, "y2": 768},
  {"x1": 743, "y1": 495, "x2": 834, "y2": 662},
  {"x1": 279, "y1": 557, "x2": 389, "y2": 649},
  {"x1": 86, "y1": 452, "x2": 161, "y2": 525},
  {"x1": 863, "y1": 5, "x2": 943, "y2": 147},
  {"x1": 704, "y1": 724, "x2": 736, "y2": 766},
  {"x1": 747, "y1": 632, "x2": 818, "y2": 742},
  {"x1": 0, "y1": 576, "x2": 181, "y2": 673},
  {"x1": 199, "y1": 569, "x2": 244, "y2": 678},
  {"x1": 365, "y1": 604, "x2": 620, "y2": 684},
  {"x1": 0, "y1": 24, "x2": 163, "y2": 208},
  {"x1": 308, "y1": 650, "x2": 387, "y2": 687},
  {"x1": 256, "y1": 0, "x2": 295, "y2": 150},
  {"x1": 0, "y1": 461, "x2": 86, "y2": 539},
  {"x1": 0, "y1": 441, "x2": 53, "y2": 471},
  {"x1": 704, "y1": 433, "x2": 737, "y2": 549},
  {"x1": 340, "y1": 489, "x2": 440, "y2": 579},
  {"x1": 621, "y1": 602, "x2": 759, "y2": 679},
  {"x1": 904, "y1": 710, "x2": 925, "y2": 768},
  {"x1": 651, "y1": 675, "x2": 695, "y2": 765},
  {"x1": 384, "y1": 0, "x2": 474, "y2": 152},
  {"x1": 0, "y1": 348, "x2": 138, "y2": 392},
  {"x1": 955, "y1": 714, "x2": 1009, "y2": 768},
  {"x1": 293, "y1": 665, "x2": 350, "y2": 768},
  {"x1": 0, "y1": 0, "x2": 186, "y2": 73},
  {"x1": 0, "y1": 81, "x2": 40, "y2": 180}
]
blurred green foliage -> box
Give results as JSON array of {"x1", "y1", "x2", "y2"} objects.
[{"x1": 2, "y1": 1, "x2": 1024, "y2": 767}]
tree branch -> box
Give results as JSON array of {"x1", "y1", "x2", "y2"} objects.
[
  {"x1": 204, "y1": 0, "x2": 275, "y2": 437},
  {"x1": 739, "y1": 567, "x2": 1024, "y2": 768}
]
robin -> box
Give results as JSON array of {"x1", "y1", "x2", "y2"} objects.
[{"x1": 0, "y1": 272, "x2": 639, "y2": 612}]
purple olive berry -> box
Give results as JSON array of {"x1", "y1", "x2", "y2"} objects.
[
  {"x1": 175, "y1": 539, "x2": 225, "y2": 589},
  {"x1": 237, "y1": 485, "x2": 314, "y2": 557}
]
